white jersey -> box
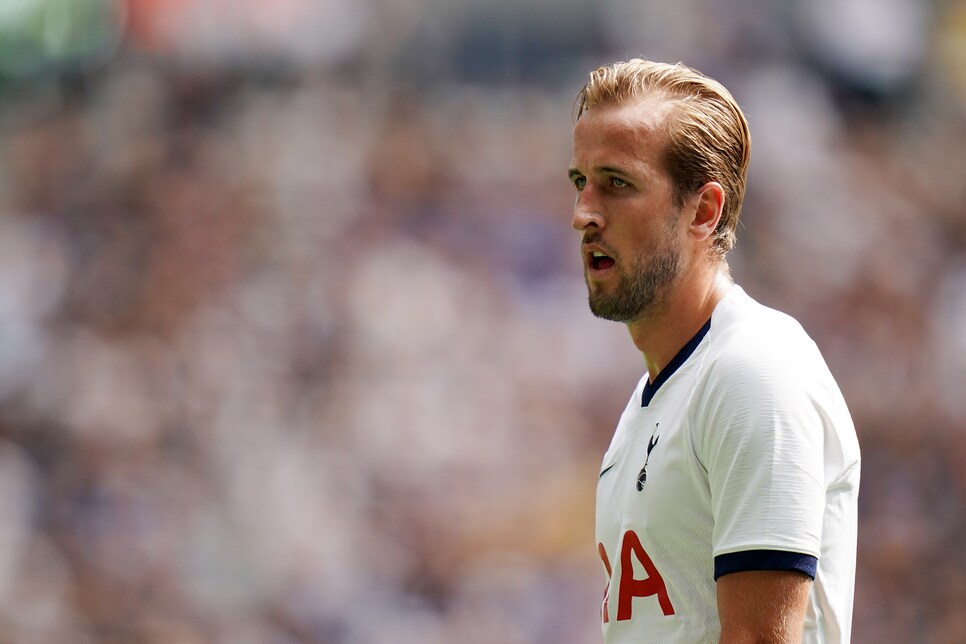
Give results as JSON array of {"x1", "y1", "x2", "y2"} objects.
[{"x1": 596, "y1": 286, "x2": 860, "y2": 643}]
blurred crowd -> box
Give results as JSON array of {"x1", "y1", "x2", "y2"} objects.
[{"x1": 0, "y1": 0, "x2": 964, "y2": 642}]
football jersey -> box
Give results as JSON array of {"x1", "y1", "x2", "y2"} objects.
[{"x1": 596, "y1": 285, "x2": 860, "y2": 643}]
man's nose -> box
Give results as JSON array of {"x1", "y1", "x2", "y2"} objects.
[{"x1": 572, "y1": 187, "x2": 605, "y2": 231}]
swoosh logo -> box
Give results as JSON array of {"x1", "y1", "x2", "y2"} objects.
[{"x1": 599, "y1": 463, "x2": 616, "y2": 479}]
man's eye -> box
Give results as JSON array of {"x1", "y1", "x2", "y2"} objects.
[
  {"x1": 611, "y1": 177, "x2": 628, "y2": 188},
  {"x1": 573, "y1": 176, "x2": 586, "y2": 190}
]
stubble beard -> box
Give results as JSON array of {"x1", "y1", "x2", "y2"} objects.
[{"x1": 586, "y1": 235, "x2": 682, "y2": 324}]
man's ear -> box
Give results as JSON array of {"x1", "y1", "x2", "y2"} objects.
[{"x1": 688, "y1": 182, "x2": 725, "y2": 242}]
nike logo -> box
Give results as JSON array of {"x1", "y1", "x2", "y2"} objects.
[{"x1": 599, "y1": 463, "x2": 616, "y2": 479}]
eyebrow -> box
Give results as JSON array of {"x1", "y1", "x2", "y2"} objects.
[{"x1": 569, "y1": 165, "x2": 633, "y2": 180}]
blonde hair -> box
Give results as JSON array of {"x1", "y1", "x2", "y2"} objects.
[{"x1": 576, "y1": 59, "x2": 751, "y2": 257}]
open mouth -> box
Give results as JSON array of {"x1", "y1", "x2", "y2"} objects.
[{"x1": 590, "y1": 251, "x2": 615, "y2": 271}]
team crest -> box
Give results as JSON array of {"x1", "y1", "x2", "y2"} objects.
[{"x1": 636, "y1": 424, "x2": 660, "y2": 492}]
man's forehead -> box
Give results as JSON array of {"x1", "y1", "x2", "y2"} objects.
[
  {"x1": 578, "y1": 93, "x2": 677, "y2": 135},
  {"x1": 572, "y1": 94, "x2": 676, "y2": 166}
]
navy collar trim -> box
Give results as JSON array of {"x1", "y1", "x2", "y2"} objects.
[{"x1": 642, "y1": 317, "x2": 712, "y2": 407}]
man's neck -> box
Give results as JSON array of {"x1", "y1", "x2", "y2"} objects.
[{"x1": 628, "y1": 267, "x2": 732, "y2": 383}]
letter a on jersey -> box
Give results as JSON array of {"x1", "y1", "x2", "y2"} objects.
[{"x1": 599, "y1": 531, "x2": 675, "y2": 622}]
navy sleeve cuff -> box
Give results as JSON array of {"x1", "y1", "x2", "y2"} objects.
[{"x1": 714, "y1": 550, "x2": 817, "y2": 581}]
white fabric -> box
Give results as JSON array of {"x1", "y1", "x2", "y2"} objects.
[{"x1": 596, "y1": 286, "x2": 860, "y2": 643}]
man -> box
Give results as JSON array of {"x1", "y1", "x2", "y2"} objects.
[{"x1": 568, "y1": 59, "x2": 860, "y2": 643}]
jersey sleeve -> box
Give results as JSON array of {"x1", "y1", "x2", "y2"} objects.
[{"x1": 692, "y1": 342, "x2": 826, "y2": 579}]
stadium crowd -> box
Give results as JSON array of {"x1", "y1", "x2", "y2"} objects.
[{"x1": 0, "y1": 0, "x2": 964, "y2": 642}]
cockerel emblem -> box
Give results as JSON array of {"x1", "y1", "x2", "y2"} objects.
[{"x1": 637, "y1": 426, "x2": 660, "y2": 492}]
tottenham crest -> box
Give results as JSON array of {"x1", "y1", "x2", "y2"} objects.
[{"x1": 636, "y1": 424, "x2": 660, "y2": 492}]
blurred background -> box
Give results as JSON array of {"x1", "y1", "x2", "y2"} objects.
[{"x1": 0, "y1": 0, "x2": 964, "y2": 642}]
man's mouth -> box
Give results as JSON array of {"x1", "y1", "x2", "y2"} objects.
[{"x1": 590, "y1": 250, "x2": 616, "y2": 271}]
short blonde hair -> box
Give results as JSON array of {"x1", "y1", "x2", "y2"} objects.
[{"x1": 576, "y1": 59, "x2": 751, "y2": 257}]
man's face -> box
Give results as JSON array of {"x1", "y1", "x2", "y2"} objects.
[{"x1": 568, "y1": 97, "x2": 686, "y2": 324}]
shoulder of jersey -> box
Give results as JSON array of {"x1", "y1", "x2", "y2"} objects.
[{"x1": 702, "y1": 292, "x2": 829, "y2": 389}]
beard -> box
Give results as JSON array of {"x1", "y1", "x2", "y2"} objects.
[{"x1": 586, "y1": 232, "x2": 682, "y2": 324}]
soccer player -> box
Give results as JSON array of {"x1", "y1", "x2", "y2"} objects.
[{"x1": 568, "y1": 59, "x2": 860, "y2": 643}]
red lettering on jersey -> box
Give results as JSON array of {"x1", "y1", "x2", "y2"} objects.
[
  {"x1": 598, "y1": 542, "x2": 612, "y2": 623},
  {"x1": 616, "y1": 530, "x2": 675, "y2": 619}
]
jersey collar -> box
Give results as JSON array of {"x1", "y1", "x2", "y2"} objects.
[{"x1": 641, "y1": 317, "x2": 712, "y2": 407}]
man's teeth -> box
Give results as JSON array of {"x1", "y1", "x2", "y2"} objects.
[{"x1": 592, "y1": 251, "x2": 606, "y2": 258}]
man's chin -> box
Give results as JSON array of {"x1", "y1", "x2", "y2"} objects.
[{"x1": 588, "y1": 295, "x2": 636, "y2": 323}]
